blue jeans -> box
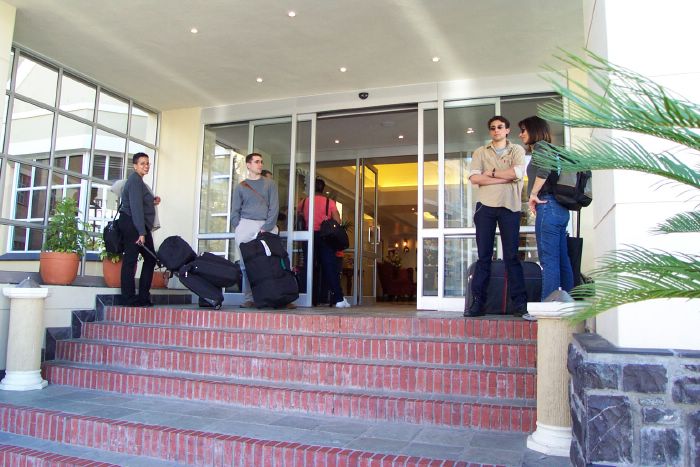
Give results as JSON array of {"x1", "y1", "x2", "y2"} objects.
[
  {"x1": 471, "y1": 203, "x2": 526, "y2": 307},
  {"x1": 535, "y1": 195, "x2": 574, "y2": 300}
]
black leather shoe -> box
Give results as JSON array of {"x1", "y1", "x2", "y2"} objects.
[
  {"x1": 512, "y1": 302, "x2": 527, "y2": 317},
  {"x1": 464, "y1": 299, "x2": 485, "y2": 317},
  {"x1": 136, "y1": 298, "x2": 154, "y2": 307}
]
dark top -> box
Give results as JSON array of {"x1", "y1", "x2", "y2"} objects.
[
  {"x1": 526, "y1": 141, "x2": 558, "y2": 197},
  {"x1": 120, "y1": 171, "x2": 155, "y2": 236}
]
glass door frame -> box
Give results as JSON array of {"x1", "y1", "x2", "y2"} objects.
[{"x1": 356, "y1": 160, "x2": 379, "y2": 306}]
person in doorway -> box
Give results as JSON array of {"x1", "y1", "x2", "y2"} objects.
[
  {"x1": 519, "y1": 115, "x2": 573, "y2": 301},
  {"x1": 261, "y1": 169, "x2": 273, "y2": 179},
  {"x1": 230, "y1": 153, "x2": 284, "y2": 308},
  {"x1": 118, "y1": 152, "x2": 161, "y2": 307},
  {"x1": 297, "y1": 178, "x2": 351, "y2": 308},
  {"x1": 465, "y1": 116, "x2": 527, "y2": 317}
]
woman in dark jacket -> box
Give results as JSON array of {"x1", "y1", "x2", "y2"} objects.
[{"x1": 118, "y1": 152, "x2": 160, "y2": 306}]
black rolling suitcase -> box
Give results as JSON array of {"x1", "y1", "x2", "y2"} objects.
[
  {"x1": 177, "y1": 265, "x2": 224, "y2": 309},
  {"x1": 239, "y1": 232, "x2": 299, "y2": 308},
  {"x1": 158, "y1": 235, "x2": 197, "y2": 271},
  {"x1": 179, "y1": 252, "x2": 241, "y2": 288},
  {"x1": 464, "y1": 259, "x2": 542, "y2": 314}
]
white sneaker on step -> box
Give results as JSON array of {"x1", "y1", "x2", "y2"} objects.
[{"x1": 335, "y1": 298, "x2": 351, "y2": 308}]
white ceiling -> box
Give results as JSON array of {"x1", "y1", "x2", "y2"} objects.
[{"x1": 6, "y1": 0, "x2": 584, "y2": 111}]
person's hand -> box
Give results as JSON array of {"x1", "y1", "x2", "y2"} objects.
[
  {"x1": 154, "y1": 196, "x2": 161, "y2": 206},
  {"x1": 528, "y1": 193, "x2": 547, "y2": 213},
  {"x1": 136, "y1": 235, "x2": 145, "y2": 245}
]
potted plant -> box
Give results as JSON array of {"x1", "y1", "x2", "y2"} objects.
[
  {"x1": 39, "y1": 197, "x2": 88, "y2": 285},
  {"x1": 99, "y1": 245, "x2": 124, "y2": 288}
]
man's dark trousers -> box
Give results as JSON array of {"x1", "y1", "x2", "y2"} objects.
[{"x1": 471, "y1": 202, "x2": 526, "y2": 309}]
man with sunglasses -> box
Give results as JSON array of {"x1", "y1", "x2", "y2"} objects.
[{"x1": 465, "y1": 116, "x2": 527, "y2": 317}]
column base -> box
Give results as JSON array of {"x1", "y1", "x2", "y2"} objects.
[
  {"x1": 527, "y1": 421, "x2": 572, "y2": 457},
  {"x1": 0, "y1": 370, "x2": 48, "y2": 391}
]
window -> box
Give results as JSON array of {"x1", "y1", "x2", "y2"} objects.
[{"x1": 1, "y1": 48, "x2": 160, "y2": 254}]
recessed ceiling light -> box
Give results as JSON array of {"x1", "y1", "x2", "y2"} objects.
[
  {"x1": 334, "y1": 139, "x2": 340, "y2": 144},
  {"x1": 398, "y1": 135, "x2": 404, "y2": 139},
  {"x1": 339, "y1": 67, "x2": 347, "y2": 73},
  {"x1": 190, "y1": 27, "x2": 198, "y2": 34},
  {"x1": 432, "y1": 56, "x2": 440, "y2": 62},
  {"x1": 288, "y1": 11, "x2": 296, "y2": 17},
  {"x1": 466, "y1": 128, "x2": 475, "y2": 134},
  {"x1": 256, "y1": 77, "x2": 263, "y2": 83}
]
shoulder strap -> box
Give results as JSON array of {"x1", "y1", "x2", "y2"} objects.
[
  {"x1": 241, "y1": 181, "x2": 267, "y2": 203},
  {"x1": 325, "y1": 197, "x2": 330, "y2": 217}
]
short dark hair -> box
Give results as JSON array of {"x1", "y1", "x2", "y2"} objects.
[
  {"x1": 261, "y1": 169, "x2": 272, "y2": 178},
  {"x1": 315, "y1": 177, "x2": 326, "y2": 194},
  {"x1": 132, "y1": 152, "x2": 149, "y2": 164},
  {"x1": 246, "y1": 152, "x2": 262, "y2": 163},
  {"x1": 517, "y1": 116, "x2": 552, "y2": 145},
  {"x1": 487, "y1": 116, "x2": 510, "y2": 129}
]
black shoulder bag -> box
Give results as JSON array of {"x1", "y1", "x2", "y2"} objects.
[
  {"x1": 319, "y1": 197, "x2": 349, "y2": 251},
  {"x1": 103, "y1": 202, "x2": 124, "y2": 254}
]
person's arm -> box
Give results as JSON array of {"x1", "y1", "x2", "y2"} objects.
[
  {"x1": 127, "y1": 178, "x2": 147, "y2": 237},
  {"x1": 261, "y1": 181, "x2": 279, "y2": 232},
  {"x1": 528, "y1": 176, "x2": 549, "y2": 213},
  {"x1": 469, "y1": 173, "x2": 509, "y2": 186},
  {"x1": 230, "y1": 187, "x2": 242, "y2": 229}
]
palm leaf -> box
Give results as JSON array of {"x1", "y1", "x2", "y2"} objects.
[
  {"x1": 568, "y1": 247, "x2": 700, "y2": 322},
  {"x1": 532, "y1": 139, "x2": 700, "y2": 188},
  {"x1": 654, "y1": 211, "x2": 700, "y2": 234},
  {"x1": 539, "y1": 49, "x2": 700, "y2": 151}
]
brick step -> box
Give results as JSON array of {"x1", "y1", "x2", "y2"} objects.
[
  {"x1": 82, "y1": 321, "x2": 536, "y2": 368},
  {"x1": 43, "y1": 362, "x2": 536, "y2": 432},
  {"x1": 0, "y1": 403, "x2": 497, "y2": 466},
  {"x1": 0, "y1": 443, "x2": 119, "y2": 467},
  {"x1": 54, "y1": 340, "x2": 536, "y2": 399},
  {"x1": 106, "y1": 306, "x2": 537, "y2": 340}
]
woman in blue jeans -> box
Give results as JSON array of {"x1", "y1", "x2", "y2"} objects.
[{"x1": 518, "y1": 116, "x2": 574, "y2": 300}]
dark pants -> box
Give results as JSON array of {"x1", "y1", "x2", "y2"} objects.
[
  {"x1": 471, "y1": 203, "x2": 526, "y2": 307},
  {"x1": 313, "y1": 231, "x2": 344, "y2": 305},
  {"x1": 118, "y1": 212, "x2": 156, "y2": 305}
]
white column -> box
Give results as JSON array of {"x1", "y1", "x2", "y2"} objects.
[
  {"x1": 526, "y1": 303, "x2": 583, "y2": 456},
  {"x1": 1, "y1": 286, "x2": 50, "y2": 391}
]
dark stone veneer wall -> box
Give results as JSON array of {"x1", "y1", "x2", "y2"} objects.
[{"x1": 568, "y1": 333, "x2": 700, "y2": 467}]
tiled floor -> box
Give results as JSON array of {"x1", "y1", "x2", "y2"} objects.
[{"x1": 0, "y1": 385, "x2": 572, "y2": 466}]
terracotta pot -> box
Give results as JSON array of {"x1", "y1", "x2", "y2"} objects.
[
  {"x1": 39, "y1": 251, "x2": 80, "y2": 285},
  {"x1": 151, "y1": 270, "x2": 169, "y2": 289},
  {"x1": 102, "y1": 258, "x2": 123, "y2": 288}
]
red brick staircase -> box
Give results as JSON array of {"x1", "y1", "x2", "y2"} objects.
[{"x1": 1, "y1": 306, "x2": 538, "y2": 465}]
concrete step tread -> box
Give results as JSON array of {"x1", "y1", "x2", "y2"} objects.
[
  {"x1": 59, "y1": 338, "x2": 537, "y2": 374},
  {"x1": 88, "y1": 320, "x2": 537, "y2": 345},
  {"x1": 44, "y1": 360, "x2": 536, "y2": 407}
]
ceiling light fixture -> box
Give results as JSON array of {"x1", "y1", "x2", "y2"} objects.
[
  {"x1": 256, "y1": 77, "x2": 263, "y2": 83},
  {"x1": 339, "y1": 67, "x2": 347, "y2": 73},
  {"x1": 432, "y1": 56, "x2": 440, "y2": 62},
  {"x1": 334, "y1": 139, "x2": 340, "y2": 144},
  {"x1": 398, "y1": 135, "x2": 404, "y2": 139},
  {"x1": 190, "y1": 27, "x2": 198, "y2": 34},
  {"x1": 466, "y1": 128, "x2": 475, "y2": 134},
  {"x1": 288, "y1": 11, "x2": 296, "y2": 17}
]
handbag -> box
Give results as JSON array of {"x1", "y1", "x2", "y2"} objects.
[
  {"x1": 319, "y1": 198, "x2": 349, "y2": 251},
  {"x1": 103, "y1": 207, "x2": 123, "y2": 254}
]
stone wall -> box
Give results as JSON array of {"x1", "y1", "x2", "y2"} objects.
[{"x1": 568, "y1": 333, "x2": 700, "y2": 466}]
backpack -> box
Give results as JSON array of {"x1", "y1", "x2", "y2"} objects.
[{"x1": 553, "y1": 169, "x2": 593, "y2": 211}]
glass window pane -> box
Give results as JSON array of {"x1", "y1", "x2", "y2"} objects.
[
  {"x1": 15, "y1": 55, "x2": 58, "y2": 107},
  {"x1": 1, "y1": 94, "x2": 8, "y2": 151},
  {"x1": 444, "y1": 103, "x2": 496, "y2": 228},
  {"x1": 130, "y1": 104, "x2": 157, "y2": 144},
  {"x1": 55, "y1": 115, "x2": 93, "y2": 166},
  {"x1": 423, "y1": 109, "x2": 438, "y2": 228},
  {"x1": 422, "y1": 238, "x2": 438, "y2": 296},
  {"x1": 292, "y1": 240, "x2": 308, "y2": 294},
  {"x1": 295, "y1": 120, "x2": 311, "y2": 231},
  {"x1": 252, "y1": 120, "x2": 291, "y2": 230},
  {"x1": 8, "y1": 98, "x2": 54, "y2": 157},
  {"x1": 200, "y1": 129, "x2": 233, "y2": 234},
  {"x1": 59, "y1": 74, "x2": 96, "y2": 121},
  {"x1": 5, "y1": 50, "x2": 14, "y2": 91},
  {"x1": 444, "y1": 237, "x2": 479, "y2": 297},
  {"x1": 98, "y1": 91, "x2": 128, "y2": 133},
  {"x1": 95, "y1": 129, "x2": 125, "y2": 181},
  {"x1": 31, "y1": 188, "x2": 47, "y2": 218}
]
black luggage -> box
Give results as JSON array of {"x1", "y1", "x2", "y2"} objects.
[
  {"x1": 239, "y1": 232, "x2": 299, "y2": 308},
  {"x1": 464, "y1": 260, "x2": 542, "y2": 314},
  {"x1": 179, "y1": 252, "x2": 241, "y2": 288},
  {"x1": 158, "y1": 235, "x2": 197, "y2": 271},
  {"x1": 177, "y1": 265, "x2": 224, "y2": 309}
]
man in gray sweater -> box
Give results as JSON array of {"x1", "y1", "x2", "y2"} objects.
[{"x1": 230, "y1": 153, "x2": 280, "y2": 307}]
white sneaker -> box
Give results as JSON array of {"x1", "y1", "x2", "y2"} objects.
[
  {"x1": 522, "y1": 313, "x2": 537, "y2": 321},
  {"x1": 335, "y1": 298, "x2": 351, "y2": 308}
]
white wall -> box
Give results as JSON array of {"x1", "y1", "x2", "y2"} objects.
[
  {"x1": 0, "y1": 2, "x2": 14, "y2": 118},
  {"x1": 586, "y1": 0, "x2": 700, "y2": 350}
]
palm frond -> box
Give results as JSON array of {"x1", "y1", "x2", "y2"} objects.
[
  {"x1": 568, "y1": 247, "x2": 700, "y2": 321},
  {"x1": 539, "y1": 49, "x2": 700, "y2": 151},
  {"x1": 654, "y1": 211, "x2": 700, "y2": 234},
  {"x1": 532, "y1": 138, "x2": 700, "y2": 189}
]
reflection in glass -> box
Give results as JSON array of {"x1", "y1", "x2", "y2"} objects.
[
  {"x1": 1, "y1": 94, "x2": 8, "y2": 151},
  {"x1": 13, "y1": 162, "x2": 48, "y2": 221},
  {"x1": 9, "y1": 98, "x2": 53, "y2": 157},
  {"x1": 292, "y1": 240, "x2": 308, "y2": 293},
  {"x1": 10, "y1": 227, "x2": 44, "y2": 253},
  {"x1": 15, "y1": 55, "x2": 58, "y2": 106},
  {"x1": 294, "y1": 120, "x2": 311, "y2": 231},
  {"x1": 422, "y1": 238, "x2": 438, "y2": 296},
  {"x1": 59, "y1": 74, "x2": 96, "y2": 121},
  {"x1": 94, "y1": 129, "x2": 126, "y2": 180},
  {"x1": 130, "y1": 104, "x2": 158, "y2": 144},
  {"x1": 55, "y1": 116, "x2": 93, "y2": 163},
  {"x1": 423, "y1": 109, "x2": 438, "y2": 228},
  {"x1": 444, "y1": 236, "x2": 478, "y2": 297},
  {"x1": 253, "y1": 120, "x2": 291, "y2": 230},
  {"x1": 97, "y1": 91, "x2": 128, "y2": 133},
  {"x1": 199, "y1": 239, "x2": 227, "y2": 257},
  {"x1": 5, "y1": 50, "x2": 13, "y2": 91}
]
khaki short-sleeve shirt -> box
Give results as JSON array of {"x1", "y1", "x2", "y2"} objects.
[{"x1": 470, "y1": 141, "x2": 526, "y2": 212}]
